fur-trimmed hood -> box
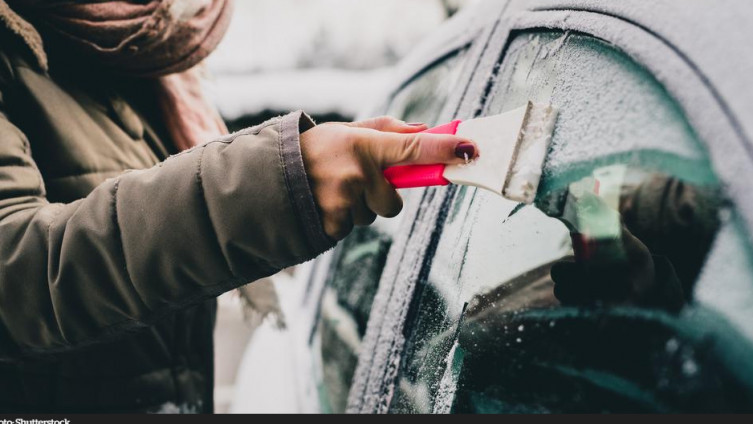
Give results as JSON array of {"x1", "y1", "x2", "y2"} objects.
[{"x1": 0, "y1": 0, "x2": 47, "y2": 71}]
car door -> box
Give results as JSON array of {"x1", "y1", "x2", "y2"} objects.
[
  {"x1": 347, "y1": 0, "x2": 753, "y2": 413},
  {"x1": 308, "y1": 46, "x2": 473, "y2": 416},
  {"x1": 299, "y1": 2, "x2": 508, "y2": 413}
]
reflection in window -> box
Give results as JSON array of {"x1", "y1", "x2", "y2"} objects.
[
  {"x1": 540, "y1": 165, "x2": 721, "y2": 312},
  {"x1": 453, "y1": 167, "x2": 733, "y2": 413},
  {"x1": 311, "y1": 48, "x2": 469, "y2": 413},
  {"x1": 388, "y1": 31, "x2": 753, "y2": 413}
]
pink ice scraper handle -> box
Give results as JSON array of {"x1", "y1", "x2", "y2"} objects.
[{"x1": 383, "y1": 120, "x2": 463, "y2": 188}]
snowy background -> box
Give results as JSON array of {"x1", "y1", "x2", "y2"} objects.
[
  {"x1": 205, "y1": 0, "x2": 473, "y2": 129},
  {"x1": 208, "y1": 0, "x2": 473, "y2": 412}
]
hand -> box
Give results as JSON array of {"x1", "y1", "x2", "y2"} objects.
[
  {"x1": 300, "y1": 116, "x2": 478, "y2": 240},
  {"x1": 551, "y1": 225, "x2": 685, "y2": 312},
  {"x1": 552, "y1": 227, "x2": 655, "y2": 307}
]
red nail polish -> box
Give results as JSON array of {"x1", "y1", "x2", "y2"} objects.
[{"x1": 455, "y1": 142, "x2": 476, "y2": 159}]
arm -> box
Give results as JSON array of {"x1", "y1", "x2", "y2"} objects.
[
  {"x1": 0, "y1": 100, "x2": 330, "y2": 358},
  {"x1": 0, "y1": 66, "x2": 477, "y2": 358}
]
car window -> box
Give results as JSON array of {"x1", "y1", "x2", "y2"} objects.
[
  {"x1": 386, "y1": 51, "x2": 469, "y2": 125},
  {"x1": 310, "y1": 48, "x2": 470, "y2": 413},
  {"x1": 388, "y1": 31, "x2": 753, "y2": 413}
]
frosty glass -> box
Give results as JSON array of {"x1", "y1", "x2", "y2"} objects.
[
  {"x1": 388, "y1": 32, "x2": 753, "y2": 413},
  {"x1": 312, "y1": 48, "x2": 470, "y2": 413}
]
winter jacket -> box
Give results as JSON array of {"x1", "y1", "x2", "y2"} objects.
[{"x1": 0, "y1": 11, "x2": 333, "y2": 413}]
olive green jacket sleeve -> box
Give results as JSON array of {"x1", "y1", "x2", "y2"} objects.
[{"x1": 0, "y1": 74, "x2": 334, "y2": 358}]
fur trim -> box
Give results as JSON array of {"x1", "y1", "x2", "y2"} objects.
[{"x1": 0, "y1": 0, "x2": 47, "y2": 71}]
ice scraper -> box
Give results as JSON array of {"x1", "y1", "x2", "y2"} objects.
[{"x1": 383, "y1": 101, "x2": 558, "y2": 204}]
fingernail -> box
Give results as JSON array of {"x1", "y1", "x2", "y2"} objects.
[
  {"x1": 407, "y1": 122, "x2": 426, "y2": 127},
  {"x1": 454, "y1": 142, "x2": 476, "y2": 160}
]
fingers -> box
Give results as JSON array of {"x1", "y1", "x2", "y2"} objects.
[
  {"x1": 352, "y1": 194, "x2": 378, "y2": 226},
  {"x1": 551, "y1": 261, "x2": 586, "y2": 305},
  {"x1": 322, "y1": 209, "x2": 353, "y2": 241},
  {"x1": 365, "y1": 167, "x2": 404, "y2": 218},
  {"x1": 317, "y1": 189, "x2": 355, "y2": 241},
  {"x1": 314, "y1": 170, "x2": 385, "y2": 240},
  {"x1": 359, "y1": 131, "x2": 479, "y2": 168},
  {"x1": 302, "y1": 118, "x2": 468, "y2": 241},
  {"x1": 348, "y1": 116, "x2": 427, "y2": 133}
]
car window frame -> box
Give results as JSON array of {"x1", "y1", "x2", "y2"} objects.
[{"x1": 346, "y1": 4, "x2": 753, "y2": 414}]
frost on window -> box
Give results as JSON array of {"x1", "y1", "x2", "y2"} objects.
[
  {"x1": 387, "y1": 32, "x2": 753, "y2": 413},
  {"x1": 312, "y1": 49, "x2": 470, "y2": 413}
]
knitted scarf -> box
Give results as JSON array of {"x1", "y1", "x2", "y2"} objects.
[{"x1": 4, "y1": 0, "x2": 232, "y2": 150}]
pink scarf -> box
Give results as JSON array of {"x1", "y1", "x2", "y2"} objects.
[{"x1": 8, "y1": 0, "x2": 232, "y2": 150}]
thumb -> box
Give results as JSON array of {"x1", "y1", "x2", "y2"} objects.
[{"x1": 363, "y1": 131, "x2": 479, "y2": 168}]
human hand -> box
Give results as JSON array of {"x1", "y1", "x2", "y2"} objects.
[
  {"x1": 300, "y1": 116, "x2": 478, "y2": 240},
  {"x1": 551, "y1": 225, "x2": 685, "y2": 312},
  {"x1": 552, "y1": 226, "x2": 655, "y2": 307}
]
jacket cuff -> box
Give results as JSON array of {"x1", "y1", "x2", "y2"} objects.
[{"x1": 279, "y1": 111, "x2": 335, "y2": 254}]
